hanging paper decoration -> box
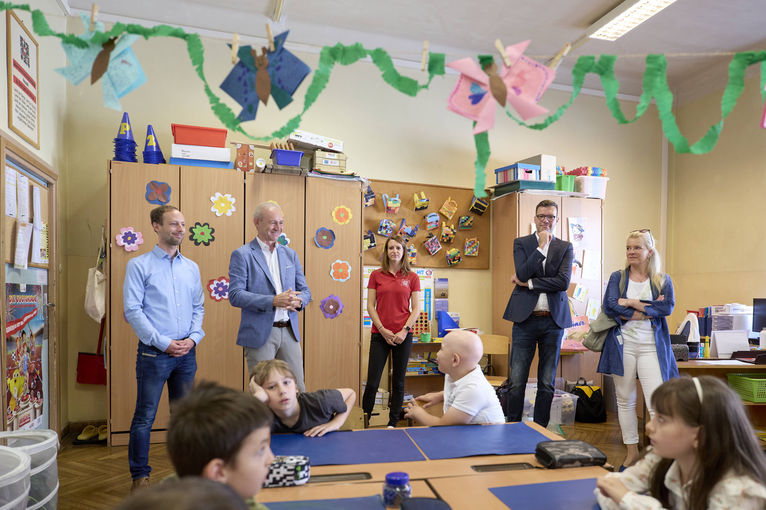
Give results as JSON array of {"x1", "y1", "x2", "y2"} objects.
[
  {"x1": 363, "y1": 230, "x2": 377, "y2": 250},
  {"x1": 364, "y1": 185, "x2": 376, "y2": 207},
  {"x1": 145, "y1": 180, "x2": 171, "y2": 205},
  {"x1": 277, "y1": 233, "x2": 290, "y2": 246},
  {"x1": 254, "y1": 47, "x2": 271, "y2": 105},
  {"x1": 440, "y1": 223, "x2": 456, "y2": 244},
  {"x1": 314, "y1": 227, "x2": 336, "y2": 249},
  {"x1": 423, "y1": 234, "x2": 442, "y2": 256},
  {"x1": 320, "y1": 295, "x2": 344, "y2": 319},
  {"x1": 407, "y1": 245, "x2": 417, "y2": 265},
  {"x1": 115, "y1": 227, "x2": 143, "y2": 252},
  {"x1": 332, "y1": 205, "x2": 353, "y2": 225},
  {"x1": 189, "y1": 222, "x2": 215, "y2": 246},
  {"x1": 464, "y1": 238, "x2": 480, "y2": 257},
  {"x1": 446, "y1": 248, "x2": 463, "y2": 266},
  {"x1": 210, "y1": 192, "x2": 237, "y2": 217},
  {"x1": 377, "y1": 219, "x2": 395, "y2": 237},
  {"x1": 413, "y1": 191, "x2": 430, "y2": 211},
  {"x1": 330, "y1": 260, "x2": 352, "y2": 282},
  {"x1": 55, "y1": 14, "x2": 147, "y2": 111},
  {"x1": 381, "y1": 193, "x2": 401, "y2": 215},
  {"x1": 397, "y1": 219, "x2": 419, "y2": 241},
  {"x1": 208, "y1": 277, "x2": 230, "y2": 301},
  {"x1": 234, "y1": 143, "x2": 256, "y2": 172},
  {"x1": 220, "y1": 31, "x2": 311, "y2": 122},
  {"x1": 439, "y1": 197, "x2": 458, "y2": 220},
  {"x1": 446, "y1": 40, "x2": 554, "y2": 134},
  {"x1": 424, "y1": 213, "x2": 440, "y2": 230},
  {"x1": 470, "y1": 196, "x2": 489, "y2": 215},
  {"x1": 458, "y1": 215, "x2": 474, "y2": 230}
]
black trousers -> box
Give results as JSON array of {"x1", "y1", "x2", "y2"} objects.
[{"x1": 362, "y1": 332, "x2": 413, "y2": 426}]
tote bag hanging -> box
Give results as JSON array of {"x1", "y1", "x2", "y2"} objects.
[{"x1": 84, "y1": 231, "x2": 106, "y2": 322}]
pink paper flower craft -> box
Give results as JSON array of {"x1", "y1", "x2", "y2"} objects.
[
  {"x1": 330, "y1": 260, "x2": 352, "y2": 282},
  {"x1": 210, "y1": 192, "x2": 237, "y2": 217},
  {"x1": 207, "y1": 277, "x2": 230, "y2": 302},
  {"x1": 320, "y1": 295, "x2": 344, "y2": 319},
  {"x1": 115, "y1": 227, "x2": 144, "y2": 252},
  {"x1": 446, "y1": 40, "x2": 554, "y2": 134}
]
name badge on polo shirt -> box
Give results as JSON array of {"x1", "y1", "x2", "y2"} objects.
[{"x1": 400, "y1": 280, "x2": 410, "y2": 287}]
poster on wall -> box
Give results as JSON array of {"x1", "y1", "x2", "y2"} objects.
[
  {"x1": 6, "y1": 10, "x2": 40, "y2": 149},
  {"x1": 362, "y1": 266, "x2": 434, "y2": 328},
  {"x1": 5, "y1": 282, "x2": 47, "y2": 431}
]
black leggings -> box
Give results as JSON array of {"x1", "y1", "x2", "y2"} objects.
[{"x1": 362, "y1": 332, "x2": 413, "y2": 426}]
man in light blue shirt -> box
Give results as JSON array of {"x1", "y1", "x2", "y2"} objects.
[{"x1": 123, "y1": 205, "x2": 204, "y2": 491}]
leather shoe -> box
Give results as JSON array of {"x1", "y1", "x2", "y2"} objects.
[{"x1": 131, "y1": 477, "x2": 150, "y2": 492}]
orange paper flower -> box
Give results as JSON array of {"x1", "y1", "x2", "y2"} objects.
[
  {"x1": 330, "y1": 260, "x2": 352, "y2": 282},
  {"x1": 332, "y1": 205, "x2": 352, "y2": 225}
]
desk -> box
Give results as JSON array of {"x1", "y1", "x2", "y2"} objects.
[
  {"x1": 428, "y1": 467, "x2": 608, "y2": 509},
  {"x1": 260, "y1": 479, "x2": 434, "y2": 503}
]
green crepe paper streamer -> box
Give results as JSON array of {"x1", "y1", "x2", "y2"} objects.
[
  {"x1": 472, "y1": 126, "x2": 490, "y2": 198},
  {"x1": 478, "y1": 54, "x2": 494, "y2": 68},
  {"x1": 428, "y1": 53, "x2": 446, "y2": 76}
]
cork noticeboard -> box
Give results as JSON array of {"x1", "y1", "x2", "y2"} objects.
[{"x1": 362, "y1": 179, "x2": 489, "y2": 269}]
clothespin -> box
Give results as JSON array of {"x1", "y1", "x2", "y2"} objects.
[
  {"x1": 265, "y1": 23, "x2": 275, "y2": 52},
  {"x1": 231, "y1": 33, "x2": 239, "y2": 64},
  {"x1": 89, "y1": 3, "x2": 98, "y2": 32},
  {"x1": 548, "y1": 42, "x2": 571, "y2": 71},
  {"x1": 421, "y1": 40, "x2": 429, "y2": 71},
  {"x1": 494, "y1": 38, "x2": 511, "y2": 67},
  {"x1": 272, "y1": 0, "x2": 285, "y2": 22}
]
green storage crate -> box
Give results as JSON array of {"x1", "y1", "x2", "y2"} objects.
[
  {"x1": 556, "y1": 175, "x2": 575, "y2": 191},
  {"x1": 727, "y1": 373, "x2": 766, "y2": 402}
]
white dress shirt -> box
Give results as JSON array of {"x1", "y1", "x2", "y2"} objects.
[{"x1": 529, "y1": 232, "x2": 552, "y2": 312}]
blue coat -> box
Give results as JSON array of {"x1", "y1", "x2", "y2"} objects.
[
  {"x1": 228, "y1": 239, "x2": 311, "y2": 349},
  {"x1": 597, "y1": 268, "x2": 679, "y2": 381}
]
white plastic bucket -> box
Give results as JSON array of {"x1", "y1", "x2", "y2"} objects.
[
  {"x1": 0, "y1": 430, "x2": 59, "y2": 509},
  {"x1": 0, "y1": 446, "x2": 31, "y2": 510}
]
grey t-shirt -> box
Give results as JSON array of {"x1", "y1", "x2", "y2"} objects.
[{"x1": 272, "y1": 389, "x2": 346, "y2": 434}]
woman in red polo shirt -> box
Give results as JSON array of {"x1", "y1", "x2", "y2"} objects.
[{"x1": 362, "y1": 235, "x2": 421, "y2": 428}]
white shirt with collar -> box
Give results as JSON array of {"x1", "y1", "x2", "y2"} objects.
[
  {"x1": 256, "y1": 237, "x2": 289, "y2": 322},
  {"x1": 528, "y1": 232, "x2": 552, "y2": 312}
]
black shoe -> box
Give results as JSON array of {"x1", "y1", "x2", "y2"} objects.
[{"x1": 363, "y1": 413, "x2": 370, "y2": 429}]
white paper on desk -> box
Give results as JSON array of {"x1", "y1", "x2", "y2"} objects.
[
  {"x1": 32, "y1": 186, "x2": 42, "y2": 228},
  {"x1": 5, "y1": 167, "x2": 17, "y2": 217},
  {"x1": 694, "y1": 360, "x2": 750, "y2": 366},
  {"x1": 582, "y1": 249, "x2": 600, "y2": 280},
  {"x1": 14, "y1": 222, "x2": 33, "y2": 269},
  {"x1": 16, "y1": 174, "x2": 29, "y2": 223},
  {"x1": 30, "y1": 223, "x2": 48, "y2": 265}
]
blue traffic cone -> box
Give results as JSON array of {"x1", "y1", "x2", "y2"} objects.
[{"x1": 142, "y1": 124, "x2": 166, "y2": 164}]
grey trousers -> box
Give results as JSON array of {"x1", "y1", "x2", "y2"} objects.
[{"x1": 244, "y1": 327, "x2": 305, "y2": 391}]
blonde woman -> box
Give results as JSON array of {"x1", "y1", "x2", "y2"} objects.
[{"x1": 597, "y1": 230, "x2": 678, "y2": 468}]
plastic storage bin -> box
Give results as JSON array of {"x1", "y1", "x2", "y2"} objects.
[
  {"x1": 171, "y1": 124, "x2": 228, "y2": 148},
  {"x1": 0, "y1": 445, "x2": 31, "y2": 510},
  {"x1": 556, "y1": 175, "x2": 575, "y2": 192},
  {"x1": 270, "y1": 149, "x2": 304, "y2": 167},
  {"x1": 549, "y1": 391, "x2": 579, "y2": 426},
  {"x1": 0, "y1": 430, "x2": 59, "y2": 510},
  {"x1": 574, "y1": 176, "x2": 609, "y2": 199},
  {"x1": 727, "y1": 373, "x2": 766, "y2": 402}
]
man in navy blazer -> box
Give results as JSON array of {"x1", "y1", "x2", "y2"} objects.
[
  {"x1": 229, "y1": 202, "x2": 311, "y2": 391},
  {"x1": 502, "y1": 199, "x2": 573, "y2": 426}
]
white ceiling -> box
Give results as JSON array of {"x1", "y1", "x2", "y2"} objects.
[{"x1": 54, "y1": 0, "x2": 766, "y2": 103}]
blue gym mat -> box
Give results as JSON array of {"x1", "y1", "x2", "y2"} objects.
[
  {"x1": 269, "y1": 429, "x2": 425, "y2": 466},
  {"x1": 405, "y1": 422, "x2": 550, "y2": 459},
  {"x1": 266, "y1": 495, "x2": 384, "y2": 509},
  {"x1": 489, "y1": 478, "x2": 600, "y2": 510}
]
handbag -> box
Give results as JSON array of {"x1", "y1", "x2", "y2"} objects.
[
  {"x1": 535, "y1": 439, "x2": 607, "y2": 469},
  {"x1": 77, "y1": 318, "x2": 107, "y2": 385},
  {"x1": 495, "y1": 378, "x2": 511, "y2": 420},
  {"x1": 570, "y1": 377, "x2": 607, "y2": 423},
  {"x1": 84, "y1": 230, "x2": 106, "y2": 323},
  {"x1": 582, "y1": 270, "x2": 627, "y2": 352}
]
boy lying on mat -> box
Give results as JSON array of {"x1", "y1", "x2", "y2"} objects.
[{"x1": 404, "y1": 330, "x2": 505, "y2": 426}]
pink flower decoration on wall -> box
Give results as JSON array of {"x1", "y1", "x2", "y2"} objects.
[
  {"x1": 208, "y1": 277, "x2": 230, "y2": 301},
  {"x1": 115, "y1": 227, "x2": 144, "y2": 252}
]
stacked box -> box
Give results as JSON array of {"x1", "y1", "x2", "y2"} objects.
[{"x1": 494, "y1": 163, "x2": 541, "y2": 184}]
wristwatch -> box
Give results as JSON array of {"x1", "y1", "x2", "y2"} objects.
[{"x1": 404, "y1": 325, "x2": 411, "y2": 332}]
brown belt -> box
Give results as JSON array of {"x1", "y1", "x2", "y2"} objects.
[
  {"x1": 273, "y1": 321, "x2": 290, "y2": 328},
  {"x1": 531, "y1": 311, "x2": 552, "y2": 317}
]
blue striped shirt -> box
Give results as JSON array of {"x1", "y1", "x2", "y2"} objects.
[{"x1": 123, "y1": 245, "x2": 205, "y2": 351}]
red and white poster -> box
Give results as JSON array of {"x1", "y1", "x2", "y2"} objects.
[{"x1": 6, "y1": 10, "x2": 40, "y2": 149}]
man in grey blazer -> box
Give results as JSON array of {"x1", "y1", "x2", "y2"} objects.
[
  {"x1": 502, "y1": 199, "x2": 573, "y2": 426},
  {"x1": 229, "y1": 202, "x2": 311, "y2": 391}
]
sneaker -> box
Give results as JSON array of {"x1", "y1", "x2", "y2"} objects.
[
  {"x1": 131, "y1": 477, "x2": 150, "y2": 492},
  {"x1": 386, "y1": 425, "x2": 395, "y2": 429}
]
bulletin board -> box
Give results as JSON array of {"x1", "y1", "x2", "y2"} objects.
[
  {"x1": 363, "y1": 179, "x2": 490, "y2": 269},
  {"x1": 4, "y1": 169, "x2": 49, "y2": 269}
]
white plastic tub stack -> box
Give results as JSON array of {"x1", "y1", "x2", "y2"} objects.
[
  {"x1": 0, "y1": 430, "x2": 59, "y2": 509},
  {"x1": 0, "y1": 446, "x2": 30, "y2": 510}
]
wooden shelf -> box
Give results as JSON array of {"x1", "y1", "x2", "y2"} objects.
[{"x1": 405, "y1": 373, "x2": 443, "y2": 378}]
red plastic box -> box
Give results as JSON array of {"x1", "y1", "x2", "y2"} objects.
[{"x1": 171, "y1": 124, "x2": 227, "y2": 148}]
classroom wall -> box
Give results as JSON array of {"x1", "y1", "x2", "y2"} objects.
[
  {"x1": 667, "y1": 75, "x2": 766, "y2": 328},
  {"x1": 58, "y1": 23, "x2": 664, "y2": 421}
]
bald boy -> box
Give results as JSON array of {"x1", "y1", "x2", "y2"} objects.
[{"x1": 404, "y1": 330, "x2": 505, "y2": 426}]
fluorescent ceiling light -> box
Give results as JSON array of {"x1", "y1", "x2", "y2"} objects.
[{"x1": 588, "y1": 0, "x2": 679, "y2": 41}]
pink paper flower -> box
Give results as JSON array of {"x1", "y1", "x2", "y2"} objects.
[{"x1": 115, "y1": 227, "x2": 144, "y2": 252}]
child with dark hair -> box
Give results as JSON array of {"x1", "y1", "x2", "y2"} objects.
[
  {"x1": 167, "y1": 381, "x2": 274, "y2": 510},
  {"x1": 114, "y1": 477, "x2": 248, "y2": 510},
  {"x1": 596, "y1": 376, "x2": 766, "y2": 509},
  {"x1": 250, "y1": 360, "x2": 355, "y2": 437}
]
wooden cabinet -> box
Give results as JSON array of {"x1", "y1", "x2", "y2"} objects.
[{"x1": 491, "y1": 191, "x2": 604, "y2": 386}]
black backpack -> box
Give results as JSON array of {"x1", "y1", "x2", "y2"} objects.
[
  {"x1": 570, "y1": 379, "x2": 606, "y2": 423},
  {"x1": 495, "y1": 378, "x2": 511, "y2": 420}
]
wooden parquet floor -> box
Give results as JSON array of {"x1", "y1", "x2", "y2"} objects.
[{"x1": 58, "y1": 412, "x2": 637, "y2": 509}]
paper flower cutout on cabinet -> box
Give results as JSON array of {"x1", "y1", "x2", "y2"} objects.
[
  {"x1": 446, "y1": 40, "x2": 554, "y2": 134},
  {"x1": 458, "y1": 215, "x2": 474, "y2": 230},
  {"x1": 332, "y1": 205, "x2": 353, "y2": 225},
  {"x1": 464, "y1": 237, "x2": 480, "y2": 257},
  {"x1": 446, "y1": 248, "x2": 463, "y2": 266},
  {"x1": 330, "y1": 260, "x2": 352, "y2": 282},
  {"x1": 363, "y1": 230, "x2": 377, "y2": 251},
  {"x1": 320, "y1": 295, "x2": 344, "y2": 319},
  {"x1": 208, "y1": 277, "x2": 230, "y2": 301},
  {"x1": 210, "y1": 192, "x2": 237, "y2": 217},
  {"x1": 314, "y1": 228, "x2": 336, "y2": 249},
  {"x1": 115, "y1": 227, "x2": 143, "y2": 252},
  {"x1": 145, "y1": 181, "x2": 171, "y2": 205},
  {"x1": 277, "y1": 233, "x2": 290, "y2": 246},
  {"x1": 189, "y1": 222, "x2": 216, "y2": 246}
]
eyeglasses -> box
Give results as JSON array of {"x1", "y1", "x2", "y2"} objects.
[
  {"x1": 535, "y1": 214, "x2": 557, "y2": 222},
  {"x1": 630, "y1": 228, "x2": 654, "y2": 246}
]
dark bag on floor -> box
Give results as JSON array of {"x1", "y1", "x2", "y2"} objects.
[
  {"x1": 76, "y1": 318, "x2": 107, "y2": 385},
  {"x1": 535, "y1": 440, "x2": 607, "y2": 469},
  {"x1": 570, "y1": 378, "x2": 606, "y2": 423},
  {"x1": 495, "y1": 378, "x2": 511, "y2": 419}
]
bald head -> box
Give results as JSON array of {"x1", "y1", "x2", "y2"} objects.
[{"x1": 443, "y1": 330, "x2": 484, "y2": 367}]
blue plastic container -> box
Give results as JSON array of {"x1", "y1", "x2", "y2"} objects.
[{"x1": 270, "y1": 149, "x2": 304, "y2": 167}]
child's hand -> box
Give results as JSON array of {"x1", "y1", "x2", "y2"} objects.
[
  {"x1": 596, "y1": 475, "x2": 629, "y2": 503},
  {"x1": 248, "y1": 376, "x2": 268, "y2": 403},
  {"x1": 403, "y1": 401, "x2": 426, "y2": 421},
  {"x1": 415, "y1": 392, "x2": 440, "y2": 409},
  {"x1": 303, "y1": 422, "x2": 338, "y2": 438}
]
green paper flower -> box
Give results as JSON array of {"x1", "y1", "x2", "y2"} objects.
[{"x1": 189, "y1": 222, "x2": 215, "y2": 246}]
